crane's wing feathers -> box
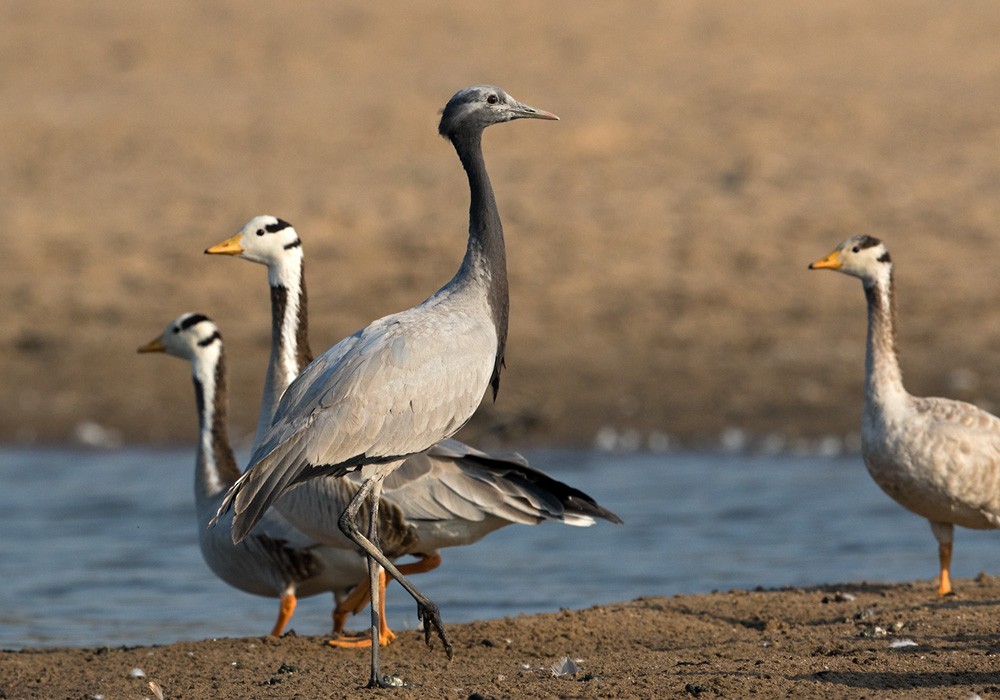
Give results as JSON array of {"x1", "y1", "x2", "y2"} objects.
[
  {"x1": 220, "y1": 304, "x2": 498, "y2": 543},
  {"x1": 382, "y1": 440, "x2": 623, "y2": 526}
]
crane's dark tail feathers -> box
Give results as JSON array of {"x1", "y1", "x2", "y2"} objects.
[{"x1": 468, "y1": 452, "x2": 623, "y2": 525}]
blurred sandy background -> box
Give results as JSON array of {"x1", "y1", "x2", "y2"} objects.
[{"x1": 2, "y1": 1, "x2": 999, "y2": 450}]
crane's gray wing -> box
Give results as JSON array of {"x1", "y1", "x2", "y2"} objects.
[
  {"x1": 425, "y1": 437, "x2": 531, "y2": 466},
  {"x1": 383, "y1": 439, "x2": 623, "y2": 527},
  {"x1": 220, "y1": 305, "x2": 498, "y2": 542}
]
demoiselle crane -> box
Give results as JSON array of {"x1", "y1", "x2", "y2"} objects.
[{"x1": 214, "y1": 87, "x2": 558, "y2": 686}]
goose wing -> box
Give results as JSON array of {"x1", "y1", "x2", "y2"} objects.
[{"x1": 909, "y1": 396, "x2": 1000, "y2": 520}]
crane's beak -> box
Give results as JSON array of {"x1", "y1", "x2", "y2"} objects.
[
  {"x1": 512, "y1": 101, "x2": 559, "y2": 121},
  {"x1": 137, "y1": 335, "x2": 166, "y2": 353},
  {"x1": 205, "y1": 234, "x2": 244, "y2": 256},
  {"x1": 808, "y1": 249, "x2": 843, "y2": 270}
]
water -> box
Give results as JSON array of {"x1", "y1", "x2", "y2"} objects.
[{"x1": 1, "y1": 446, "x2": 997, "y2": 649}]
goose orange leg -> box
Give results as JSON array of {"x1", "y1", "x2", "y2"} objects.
[
  {"x1": 271, "y1": 591, "x2": 297, "y2": 637},
  {"x1": 328, "y1": 553, "x2": 443, "y2": 648},
  {"x1": 930, "y1": 521, "x2": 955, "y2": 596},
  {"x1": 328, "y1": 570, "x2": 395, "y2": 648},
  {"x1": 937, "y1": 540, "x2": 954, "y2": 596}
]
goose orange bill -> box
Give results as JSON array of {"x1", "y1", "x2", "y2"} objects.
[
  {"x1": 808, "y1": 249, "x2": 842, "y2": 270},
  {"x1": 205, "y1": 234, "x2": 244, "y2": 255}
]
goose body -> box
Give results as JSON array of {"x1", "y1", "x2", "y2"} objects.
[
  {"x1": 206, "y1": 214, "x2": 619, "y2": 644},
  {"x1": 138, "y1": 314, "x2": 367, "y2": 636},
  {"x1": 810, "y1": 235, "x2": 1000, "y2": 595},
  {"x1": 213, "y1": 87, "x2": 559, "y2": 686}
]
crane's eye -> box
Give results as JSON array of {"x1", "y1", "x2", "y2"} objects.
[
  {"x1": 256, "y1": 228, "x2": 265, "y2": 236},
  {"x1": 487, "y1": 94, "x2": 499, "y2": 105}
]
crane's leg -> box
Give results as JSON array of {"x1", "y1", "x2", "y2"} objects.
[
  {"x1": 338, "y1": 473, "x2": 453, "y2": 661},
  {"x1": 270, "y1": 589, "x2": 297, "y2": 637},
  {"x1": 336, "y1": 552, "x2": 443, "y2": 618},
  {"x1": 930, "y1": 521, "x2": 955, "y2": 596},
  {"x1": 365, "y1": 477, "x2": 388, "y2": 688}
]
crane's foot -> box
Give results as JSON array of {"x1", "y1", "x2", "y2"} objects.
[
  {"x1": 417, "y1": 600, "x2": 453, "y2": 659},
  {"x1": 366, "y1": 674, "x2": 402, "y2": 689}
]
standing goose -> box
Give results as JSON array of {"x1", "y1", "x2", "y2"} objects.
[
  {"x1": 214, "y1": 86, "x2": 557, "y2": 687},
  {"x1": 206, "y1": 214, "x2": 619, "y2": 647},
  {"x1": 809, "y1": 235, "x2": 1000, "y2": 595},
  {"x1": 137, "y1": 313, "x2": 369, "y2": 637}
]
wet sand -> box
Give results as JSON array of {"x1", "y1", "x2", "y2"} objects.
[{"x1": 5, "y1": 577, "x2": 1000, "y2": 698}]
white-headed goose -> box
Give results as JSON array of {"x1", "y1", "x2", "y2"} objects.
[
  {"x1": 138, "y1": 313, "x2": 368, "y2": 637},
  {"x1": 810, "y1": 235, "x2": 1000, "y2": 595}
]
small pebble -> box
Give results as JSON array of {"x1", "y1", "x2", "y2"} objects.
[{"x1": 129, "y1": 668, "x2": 146, "y2": 678}]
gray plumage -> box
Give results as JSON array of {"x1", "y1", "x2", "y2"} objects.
[
  {"x1": 217, "y1": 89, "x2": 558, "y2": 543},
  {"x1": 208, "y1": 215, "x2": 619, "y2": 542},
  {"x1": 278, "y1": 438, "x2": 621, "y2": 556}
]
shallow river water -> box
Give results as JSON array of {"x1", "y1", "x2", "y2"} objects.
[{"x1": 1, "y1": 446, "x2": 997, "y2": 648}]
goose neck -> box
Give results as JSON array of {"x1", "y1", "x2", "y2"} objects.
[
  {"x1": 863, "y1": 275, "x2": 908, "y2": 417},
  {"x1": 254, "y1": 258, "x2": 312, "y2": 450},
  {"x1": 192, "y1": 347, "x2": 241, "y2": 508}
]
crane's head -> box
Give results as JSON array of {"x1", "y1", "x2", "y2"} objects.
[
  {"x1": 438, "y1": 85, "x2": 558, "y2": 139},
  {"x1": 138, "y1": 312, "x2": 221, "y2": 362},
  {"x1": 809, "y1": 235, "x2": 892, "y2": 287},
  {"x1": 205, "y1": 215, "x2": 301, "y2": 269}
]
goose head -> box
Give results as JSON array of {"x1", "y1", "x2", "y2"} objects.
[
  {"x1": 809, "y1": 235, "x2": 892, "y2": 288},
  {"x1": 137, "y1": 312, "x2": 221, "y2": 361},
  {"x1": 438, "y1": 85, "x2": 558, "y2": 139},
  {"x1": 205, "y1": 215, "x2": 301, "y2": 269}
]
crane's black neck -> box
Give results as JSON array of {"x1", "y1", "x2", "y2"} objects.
[
  {"x1": 452, "y1": 128, "x2": 509, "y2": 398},
  {"x1": 193, "y1": 348, "x2": 241, "y2": 490}
]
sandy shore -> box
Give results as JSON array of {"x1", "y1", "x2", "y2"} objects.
[
  {"x1": 5, "y1": 577, "x2": 1000, "y2": 698},
  {"x1": 3, "y1": 2, "x2": 1000, "y2": 450}
]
